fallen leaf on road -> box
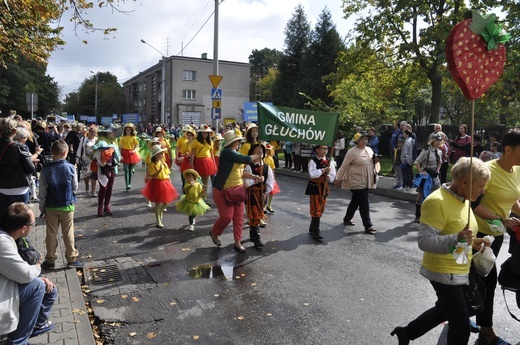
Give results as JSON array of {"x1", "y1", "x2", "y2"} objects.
[
  {"x1": 131, "y1": 297, "x2": 139, "y2": 302},
  {"x1": 251, "y1": 283, "x2": 256, "y2": 286},
  {"x1": 266, "y1": 313, "x2": 272, "y2": 317},
  {"x1": 169, "y1": 302, "x2": 177, "y2": 305},
  {"x1": 193, "y1": 335, "x2": 199, "y2": 340},
  {"x1": 146, "y1": 332, "x2": 156, "y2": 339},
  {"x1": 96, "y1": 299, "x2": 105, "y2": 304},
  {"x1": 181, "y1": 248, "x2": 191, "y2": 251},
  {"x1": 129, "y1": 332, "x2": 137, "y2": 337},
  {"x1": 241, "y1": 273, "x2": 246, "y2": 277},
  {"x1": 72, "y1": 308, "x2": 80, "y2": 313},
  {"x1": 237, "y1": 316, "x2": 245, "y2": 320},
  {"x1": 303, "y1": 303, "x2": 309, "y2": 306},
  {"x1": 121, "y1": 294, "x2": 128, "y2": 299},
  {"x1": 213, "y1": 294, "x2": 219, "y2": 297}
]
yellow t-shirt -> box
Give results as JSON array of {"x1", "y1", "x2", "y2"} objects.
[
  {"x1": 176, "y1": 136, "x2": 192, "y2": 156},
  {"x1": 159, "y1": 138, "x2": 171, "y2": 150},
  {"x1": 192, "y1": 140, "x2": 212, "y2": 158},
  {"x1": 119, "y1": 136, "x2": 139, "y2": 150},
  {"x1": 239, "y1": 142, "x2": 252, "y2": 156},
  {"x1": 421, "y1": 187, "x2": 477, "y2": 275},
  {"x1": 184, "y1": 181, "x2": 203, "y2": 203},
  {"x1": 263, "y1": 156, "x2": 275, "y2": 170},
  {"x1": 476, "y1": 160, "x2": 520, "y2": 236},
  {"x1": 148, "y1": 160, "x2": 170, "y2": 180},
  {"x1": 223, "y1": 162, "x2": 244, "y2": 189}
]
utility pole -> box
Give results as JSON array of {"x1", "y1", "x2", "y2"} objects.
[
  {"x1": 90, "y1": 71, "x2": 98, "y2": 118},
  {"x1": 212, "y1": 0, "x2": 220, "y2": 130},
  {"x1": 141, "y1": 39, "x2": 166, "y2": 125}
]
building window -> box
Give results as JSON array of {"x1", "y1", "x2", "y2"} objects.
[
  {"x1": 183, "y1": 70, "x2": 197, "y2": 81},
  {"x1": 183, "y1": 90, "x2": 196, "y2": 100}
]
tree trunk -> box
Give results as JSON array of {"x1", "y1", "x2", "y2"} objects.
[{"x1": 429, "y1": 72, "x2": 442, "y2": 124}]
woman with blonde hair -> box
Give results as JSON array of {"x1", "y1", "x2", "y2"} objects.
[{"x1": 392, "y1": 157, "x2": 491, "y2": 345}]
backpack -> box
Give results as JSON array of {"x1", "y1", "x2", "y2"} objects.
[{"x1": 412, "y1": 138, "x2": 418, "y2": 161}]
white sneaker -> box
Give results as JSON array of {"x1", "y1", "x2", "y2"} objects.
[
  {"x1": 187, "y1": 224, "x2": 195, "y2": 231},
  {"x1": 164, "y1": 208, "x2": 167, "y2": 212},
  {"x1": 396, "y1": 187, "x2": 405, "y2": 191},
  {"x1": 192, "y1": 218, "x2": 196, "y2": 225},
  {"x1": 147, "y1": 201, "x2": 152, "y2": 208}
]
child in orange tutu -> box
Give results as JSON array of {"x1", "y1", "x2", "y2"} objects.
[
  {"x1": 119, "y1": 123, "x2": 141, "y2": 191},
  {"x1": 175, "y1": 169, "x2": 210, "y2": 231},
  {"x1": 190, "y1": 124, "x2": 217, "y2": 201},
  {"x1": 141, "y1": 145, "x2": 179, "y2": 228}
]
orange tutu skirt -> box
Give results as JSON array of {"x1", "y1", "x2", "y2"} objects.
[
  {"x1": 270, "y1": 180, "x2": 281, "y2": 195},
  {"x1": 141, "y1": 178, "x2": 179, "y2": 204},
  {"x1": 193, "y1": 156, "x2": 217, "y2": 176},
  {"x1": 180, "y1": 158, "x2": 191, "y2": 172},
  {"x1": 121, "y1": 148, "x2": 141, "y2": 164}
]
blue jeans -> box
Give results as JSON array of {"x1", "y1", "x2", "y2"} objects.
[
  {"x1": 0, "y1": 192, "x2": 29, "y2": 215},
  {"x1": 7, "y1": 278, "x2": 57, "y2": 345}
]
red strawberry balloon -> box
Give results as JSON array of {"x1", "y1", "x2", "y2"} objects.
[{"x1": 446, "y1": 11, "x2": 510, "y2": 100}]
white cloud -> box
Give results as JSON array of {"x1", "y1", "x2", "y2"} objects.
[{"x1": 47, "y1": 0, "x2": 353, "y2": 99}]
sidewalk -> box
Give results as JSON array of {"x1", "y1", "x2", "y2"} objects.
[
  {"x1": 275, "y1": 166, "x2": 419, "y2": 202},
  {"x1": 28, "y1": 203, "x2": 95, "y2": 345}
]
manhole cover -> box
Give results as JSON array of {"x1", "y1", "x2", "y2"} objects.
[{"x1": 87, "y1": 264, "x2": 124, "y2": 284}]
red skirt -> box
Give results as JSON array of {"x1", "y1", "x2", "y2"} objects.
[
  {"x1": 270, "y1": 180, "x2": 281, "y2": 195},
  {"x1": 141, "y1": 179, "x2": 179, "y2": 204},
  {"x1": 121, "y1": 148, "x2": 141, "y2": 164},
  {"x1": 193, "y1": 156, "x2": 217, "y2": 176},
  {"x1": 180, "y1": 157, "x2": 191, "y2": 172}
]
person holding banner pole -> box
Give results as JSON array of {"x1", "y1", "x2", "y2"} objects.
[
  {"x1": 210, "y1": 131, "x2": 261, "y2": 253},
  {"x1": 306, "y1": 145, "x2": 336, "y2": 241}
]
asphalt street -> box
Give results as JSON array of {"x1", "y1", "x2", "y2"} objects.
[{"x1": 71, "y1": 165, "x2": 520, "y2": 345}]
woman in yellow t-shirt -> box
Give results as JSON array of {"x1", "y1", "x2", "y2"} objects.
[
  {"x1": 239, "y1": 123, "x2": 259, "y2": 156},
  {"x1": 191, "y1": 124, "x2": 217, "y2": 200},
  {"x1": 392, "y1": 157, "x2": 491, "y2": 345},
  {"x1": 119, "y1": 123, "x2": 141, "y2": 191},
  {"x1": 141, "y1": 145, "x2": 179, "y2": 228}
]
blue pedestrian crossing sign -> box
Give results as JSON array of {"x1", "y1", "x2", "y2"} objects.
[{"x1": 211, "y1": 88, "x2": 222, "y2": 100}]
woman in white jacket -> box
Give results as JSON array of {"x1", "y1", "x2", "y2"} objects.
[{"x1": 0, "y1": 202, "x2": 56, "y2": 343}]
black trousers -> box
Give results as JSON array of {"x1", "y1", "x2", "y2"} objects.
[
  {"x1": 343, "y1": 188, "x2": 372, "y2": 229},
  {"x1": 405, "y1": 280, "x2": 470, "y2": 344}
]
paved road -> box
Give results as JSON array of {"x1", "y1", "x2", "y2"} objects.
[{"x1": 70, "y1": 165, "x2": 520, "y2": 345}]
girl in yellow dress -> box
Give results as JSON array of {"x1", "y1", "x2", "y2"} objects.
[
  {"x1": 175, "y1": 169, "x2": 210, "y2": 231},
  {"x1": 119, "y1": 123, "x2": 141, "y2": 191},
  {"x1": 175, "y1": 125, "x2": 196, "y2": 188},
  {"x1": 153, "y1": 126, "x2": 172, "y2": 168},
  {"x1": 190, "y1": 124, "x2": 217, "y2": 200},
  {"x1": 141, "y1": 145, "x2": 179, "y2": 228}
]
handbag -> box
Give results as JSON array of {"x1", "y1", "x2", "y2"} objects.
[
  {"x1": 223, "y1": 185, "x2": 247, "y2": 206},
  {"x1": 498, "y1": 257, "x2": 520, "y2": 321},
  {"x1": 464, "y1": 265, "x2": 485, "y2": 316}
]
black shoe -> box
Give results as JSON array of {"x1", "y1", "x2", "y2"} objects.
[
  {"x1": 209, "y1": 231, "x2": 221, "y2": 247},
  {"x1": 390, "y1": 326, "x2": 410, "y2": 345},
  {"x1": 266, "y1": 206, "x2": 274, "y2": 213},
  {"x1": 41, "y1": 261, "x2": 55, "y2": 270},
  {"x1": 234, "y1": 245, "x2": 246, "y2": 253}
]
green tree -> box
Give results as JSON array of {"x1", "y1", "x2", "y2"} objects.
[
  {"x1": 0, "y1": 57, "x2": 59, "y2": 118},
  {"x1": 249, "y1": 48, "x2": 282, "y2": 101},
  {"x1": 272, "y1": 4, "x2": 311, "y2": 108},
  {"x1": 342, "y1": 0, "x2": 472, "y2": 123},
  {"x1": 1, "y1": 0, "x2": 124, "y2": 65},
  {"x1": 63, "y1": 72, "x2": 126, "y2": 119},
  {"x1": 299, "y1": 8, "x2": 345, "y2": 106}
]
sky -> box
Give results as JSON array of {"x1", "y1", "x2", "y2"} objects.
[{"x1": 46, "y1": 0, "x2": 355, "y2": 100}]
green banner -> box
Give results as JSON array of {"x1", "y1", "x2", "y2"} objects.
[{"x1": 257, "y1": 102, "x2": 339, "y2": 147}]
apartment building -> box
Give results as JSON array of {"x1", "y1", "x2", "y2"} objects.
[{"x1": 123, "y1": 54, "x2": 250, "y2": 125}]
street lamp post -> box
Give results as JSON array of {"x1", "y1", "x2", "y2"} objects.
[
  {"x1": 141, "y1": 39, "x2": 166, "y2": 125},
  {"x1": 90, "y1": 71, "x2": 98, "y2": 118}
]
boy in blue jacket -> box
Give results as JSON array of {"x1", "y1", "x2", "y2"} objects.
[{"x1": 39, "y1": 140, "x2": 83, "y2": 269}]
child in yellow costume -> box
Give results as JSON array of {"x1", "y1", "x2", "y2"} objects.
[{"x1": 175, "y1": 169, "x2": 210, "y2": 231}]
